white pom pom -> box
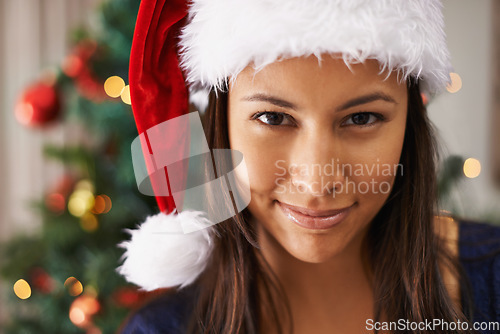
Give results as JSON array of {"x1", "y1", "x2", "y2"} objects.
[{"x1": 116, "y1": 210, "x2": 215, "y2": 291}]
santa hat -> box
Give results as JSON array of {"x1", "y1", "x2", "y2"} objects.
[{"x1": 117, "y1": 0, "x2": 452, "y2": 291}]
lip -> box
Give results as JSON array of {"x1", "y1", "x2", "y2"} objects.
[{"x1": 277, "y1": 201, "x2": 355, "y2": 230}]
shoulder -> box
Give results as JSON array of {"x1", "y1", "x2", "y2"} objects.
[
  {"x1": 434, "y1": 215, "x2": 461, "y2": 308},
  {"x1": 458, "y1": 219, "x2": 500, "y2": 257},
  {"x1": 456, "y1": 218, "x2": 500, "y2": 323},
  {"x1": 456, "y1": 217, "x2": 500, "y2": 280},
  {"x1": 119, "y1": 285, "x2": 198, "y2": 334},
  {"x1": 433, "y1": 215, "x2": 500, "y2": 323},
  {"x1": 434, "y1": 215, "x2": 459, "y2": 255},
  {"x1": 433, "y1": 214, "x2": 500, "y2": 259}
]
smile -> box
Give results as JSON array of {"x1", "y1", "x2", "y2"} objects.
[{"x1": 277, "y1": 201, "x2": 355, "y2": 230}]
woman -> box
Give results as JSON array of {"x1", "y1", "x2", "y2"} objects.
[{"x1": 118, "y1": 0, "x2": 500, "y2": 333}]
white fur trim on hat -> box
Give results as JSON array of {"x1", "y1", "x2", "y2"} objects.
[
  {"x1": 179, "y1": 0, "x2": 452, "y2": 95},
  {"x1": 117, "y1": 210, "x2": 215, "y2": 291}
]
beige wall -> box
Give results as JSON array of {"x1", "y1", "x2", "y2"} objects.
[
  {"x1": 0, "y1": 0, "x2": 102, "y2": 324},
  {"x1": 429, "y1": 0, "x2": 499, "y2": 219},
  {"x1": 0, "y1": 0, "x2": 101, "y2": 241}
]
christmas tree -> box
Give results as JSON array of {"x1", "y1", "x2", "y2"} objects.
[{"x1": 0, "y1": 0, "x2": 162, "y2": 333}]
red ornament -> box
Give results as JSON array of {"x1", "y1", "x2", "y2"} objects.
[
  {"x1": 15, "y1": 80, "x2": 61, "y2": 127},
  {"x1": 45, "y1": 193, "x2": 66, "y2": 214},
  {"x1": 45, "y1": 175, "x2": 77, "y2": 214},
  {"x1": 112, "y1": 287, "x2": 150, "y2": 308},
  {"x1": 63, "y1": 40, "x2": 108, "y2": 102},
  {"x1": 29, "y1": 267, "x2": 54, "y2": 294},
  {"x1": 53, "y1": 175, "x2": 77, "y2": 197}
]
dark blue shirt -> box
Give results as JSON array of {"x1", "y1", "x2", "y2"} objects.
[
  {"x1": 458, "y1": 220, "x2": 500, "y2": 333},
  {"x1": 120, "y1": 220, "x2": 500, "y2": 333}
]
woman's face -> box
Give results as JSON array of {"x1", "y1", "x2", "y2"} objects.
[{"x1": 227, "y1": 55, "x2": 408, "y2": 263}]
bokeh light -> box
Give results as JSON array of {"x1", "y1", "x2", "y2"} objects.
[
  {"x1": 80, "y1": 212, "x2": 99, "y2": 232},
  {"x1": 68, "y1": 190, "x2": 95, "y2": 217},
  {"x1": 75, "y1": 179, "x2": 94, "y2": 193},
  {"x1": 421, "y1": 93, "x2": 428, "y2": 105},
  {"x1": 104, "y1": 76, "x2": 125, "y2": 98},
  {"x1": 446, "y1": 72, "x2": 462, "y2": 93},
  {"x1": 15, "y1": 102, "x2": 34, "y2": 125},
  {"x1": 92, "y1": 194, "x2": 112, "y2": 214},
  {"x1": 65, "y1": 277, "x2": 84, "y2": 296},
  {"x1": 120, "y1": 85, "x2": 131, "y2": 105},
  {"x1": 69, "y1": 294, "x2": 100, "y2": 329},
  {"x1": 69, "y1": 306, "x2": 86, "y2": 326},
  {"x1": 13, "y1": 279, "x2": 31, "y2": 299},
  {"x1": 463, "y1": 158, "x2": 481, "y2": 178},
  {"x1": 68, "y1": 180, "x2": 95, "y2": 217}
]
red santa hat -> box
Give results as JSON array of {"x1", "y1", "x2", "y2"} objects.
[{"x1": 117, "y1": 0, "x2": 452, "y2": 291}]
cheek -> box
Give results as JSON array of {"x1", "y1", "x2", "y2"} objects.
[
  {"x1": 229, "y1": 122, "x2": 286, "y2": 195},
  {"x1": 341, "y1": 122, "x2": 406, "y2": 206}
]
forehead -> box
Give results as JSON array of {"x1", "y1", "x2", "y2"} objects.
[{"x1": 229, "y1": 55, "x2": 407, "y2": 105}]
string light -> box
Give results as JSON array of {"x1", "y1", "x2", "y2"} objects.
[
  {"x1": 463, "y1": 158, "x2": 481, "y2": 178},
  {"x1": 13, "y1": 279, "x2": 31, "y2": 299},
  {"x1": 104, "y1": 76, "x2": 125, "y2": 98},
  {"x1": 446, "y1": 72, "x2": 462, "y2": 93}
]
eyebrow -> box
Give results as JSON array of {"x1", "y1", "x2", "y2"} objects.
[
  {"x1": 241, "y1": 92, "x2": 398, "y2": 112},
  {"x1": 242, "y1": 93, "x2": 297, "y2": 110},
  {"x1": 335, "y1": 92, "x2": 398, "y2": 112}
]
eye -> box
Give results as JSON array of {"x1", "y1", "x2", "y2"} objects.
[
  {"x1": 252, "y1": 111, "x2": 294, "y2": 126},
  {"x1": 343, "y1": 112, "x2": 385, "y2": 127}
]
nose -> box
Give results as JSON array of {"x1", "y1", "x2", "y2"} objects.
[{"x1": 288, "y1": 130, "x2": 346, "y2": 197}]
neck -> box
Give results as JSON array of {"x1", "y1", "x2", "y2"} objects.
[{"x1": 255, "y1": 224, "x2": 375, "y2": 333}]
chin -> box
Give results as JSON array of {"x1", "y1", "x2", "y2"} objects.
[
  {"x1": 288, "y1": 250, "x2": 339, "y2": 264},
  {"x1": 280, "y1": 232, "x2": 348, "y2": 264}
]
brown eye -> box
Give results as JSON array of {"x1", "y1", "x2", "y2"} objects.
[
  {"x1": 352, "y1": 113, "x2": 370, "y2": 125},
  {"x1": 344, "y1": 112, "x2": 383, "y2": 126},
  {"x1": 254, "y1": 112, "x2": 293, "y2": 126}
]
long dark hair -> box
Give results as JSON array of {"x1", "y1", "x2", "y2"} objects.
[{"x1": 185, "y1": 78, "x2": 476, "y2": 333}]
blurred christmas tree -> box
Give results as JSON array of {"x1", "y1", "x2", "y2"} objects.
[{"x1": 0, "y1": 0, "x2": 162, "y2": 333}]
